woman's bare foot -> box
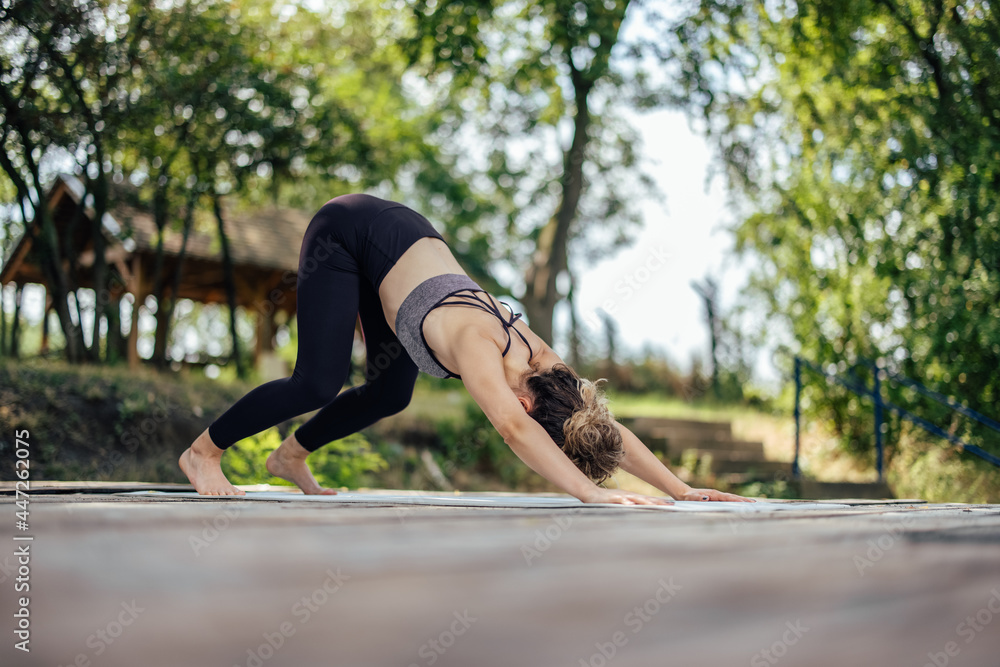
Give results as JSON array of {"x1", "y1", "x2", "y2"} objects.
[
  {"x1": 266, "y1": 433, "x2": 337, "y2": 495},
  {"x1": 179, "y1": 429, "x2": 246, "y2": 496}
]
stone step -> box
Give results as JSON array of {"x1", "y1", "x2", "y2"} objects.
[
  {"x1": 705, "y1": 459, "x2": 793, "y2": 475},
  {"x1": 714, "y1": 471, "x2": 793, "y2": 485},
  {"x1": 623, "y1": 417, "x2": 732, "y2": 442},
  {"x1": 678, "y1": 448, "x2": 770, "y2": 462},
  {"x1": 664, "y1": 440, "x2": 766, "y2": 457}
]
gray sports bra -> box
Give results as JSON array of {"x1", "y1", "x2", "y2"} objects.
[{"x1": 394, "y1": 273, "x2": 534, "y2": 379}]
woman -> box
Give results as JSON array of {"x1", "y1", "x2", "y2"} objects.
[{"x1": 179, "y1": 194, "x2": 752, "y2": 505}]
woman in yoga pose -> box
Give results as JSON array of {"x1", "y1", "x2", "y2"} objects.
[{"x1": 179, "y1": 194, "x2": 751, "y2": 504}]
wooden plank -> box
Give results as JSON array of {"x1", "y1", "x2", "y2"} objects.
[
  {"x1": 4, "y1": 498, "x2": 997, "y2": 667},
  {"x1": 0, "y1": 480, "x2": 195, "y2": 494}
]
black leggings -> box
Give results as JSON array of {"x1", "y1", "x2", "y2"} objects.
[{"x1": 207, "y1": 195, "x2": 443, "y2": 452}]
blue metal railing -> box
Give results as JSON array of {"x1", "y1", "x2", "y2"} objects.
[{"x1": 793, "y1": 356, "x2": 1000, "y2": 481}]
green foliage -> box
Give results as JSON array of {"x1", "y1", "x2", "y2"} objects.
[
  {"x1": 577, "y1": 347, "x2": 768, "y2": 408},
  {"x1": 221, "y1": 428, "x2": 387, "y2": 489},
  {"x1": 401, "y1": 0, "x2": 669, "y2": 319},
  {"x1": 1, "y1": 0, "x2": 465, "y2": 365},
  {"x1": 0, "y1": 356, "x2": 253, "y2": 482},
  {"x1": 665, "y1": 0, "x2": 1000, "y2": 461},
  {"x1": 435, "y1": 401, "x2": 533, "y2": 488},
  {"x1": 888, "y1": 427, "x2": 1000, "y2": 504}
]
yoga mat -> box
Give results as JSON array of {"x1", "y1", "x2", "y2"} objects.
[{"x1": 118, "y1": 489, "x2": 855, "y2": 511}]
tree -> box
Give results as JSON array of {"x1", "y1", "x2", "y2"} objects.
[
  {"x1": 403, "y1": 0, "x2": 665, "y2": 344},
  {"x1": 114, "y1": 0, "x2": 457, "y2": 373},
  {"x1": 0, "y1": 0, "x2": 102, "y2": 362},
  {"x1": 691, "y1": 276, "x2": 720, "y2": 399},
  {"x1": 665, "y1": 0, "x2": 1000, "y2": 456},
  {"x1": 1, "y1": 0, "x2": 449, "y2": 367}
]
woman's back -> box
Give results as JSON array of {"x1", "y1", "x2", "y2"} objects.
[
  {"x1": 381, "y1": 236, "x2": 546, "y2": 380},
  {"x1": 377, "y1": 236, "x2": 467, "y2": 330}
]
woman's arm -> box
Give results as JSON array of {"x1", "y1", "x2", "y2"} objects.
[
  {"x1": 452, "y1": 330, "x2": 669, "y2": 505},
  {"x1": 616, "y1": 421, "x2": 756, "y2": 502}
]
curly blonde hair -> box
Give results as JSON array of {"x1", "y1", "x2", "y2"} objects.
[{"x1": 524, "y1": 364, "x2": 624, "y2": 484}]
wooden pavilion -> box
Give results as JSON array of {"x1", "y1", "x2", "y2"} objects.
[{"x1": 0, "y1": 174, "x2": 312, "y2": 370}]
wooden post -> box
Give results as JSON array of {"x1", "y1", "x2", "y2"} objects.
[
  {"x1": 10, "y1": 282, "x2": 23, "y2": 359},
  {"x1": 153, "y1": 281, "x2": 171, "y2": 366},
  {"x1": 40, "y1": 288, "x2": 51, "y2": 355},
  {"x1": 254, "y1": 284, "x2": 286, "y2": 380},
  {"x1": 254, "y1": 293, "x2": 275, "y2": 360},
  {"x1": 128, "y1": 254, "x2": 142, "y2": 369}
]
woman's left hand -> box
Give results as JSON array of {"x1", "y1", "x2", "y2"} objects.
[{"x1": 680, "y1": 488, "x2": 757, "y2": 502}]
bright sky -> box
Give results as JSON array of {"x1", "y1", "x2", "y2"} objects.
[{"x1": 566, "y1": 108, "x2": 748, "y2": 373}]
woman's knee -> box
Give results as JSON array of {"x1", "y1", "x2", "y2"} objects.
[
  {"x1": 379, "y1": 385, "x2": 413, "y2": 416},
  {"x1": 362, "y1": 340, "x2": 407, "y2": 381},
  {"x1": 362, "y1": 369, "x2": 415, "y2": 417},
  {"x1": 290, "y1": 372, "x2": 343, "y2": 408}
]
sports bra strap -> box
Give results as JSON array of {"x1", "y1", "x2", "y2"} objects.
[{"x1": 437, "y1": 290, "x2": 535, "y2": 360}]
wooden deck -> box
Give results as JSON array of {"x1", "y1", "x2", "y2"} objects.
[{"x1": 3, "y1": 484, "x2": 1000, "y2": 667}]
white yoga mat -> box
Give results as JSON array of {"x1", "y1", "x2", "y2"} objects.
[{"x1": 118, "y1": 489, "x2": 854, "y2": 511}]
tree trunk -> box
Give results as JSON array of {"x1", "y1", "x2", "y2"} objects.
[
  {"x1": 0, "y1": 81, "x2": 85, "y2": 362},
  {"x1": 61, "y1": 182, "x2": 90, "y2": 355},
  {"x1": 0, "y1": 210, "x2": 8, "y2": 357},
  {"x1": 35, "y1": 22, "x2": 111, "y2": 363},
  {"x1": 214, "y1": 195, "x2": 245, "y2": 378},
  {"x1": 40, "y1": 293, "x2": 50, "y2": 355},
  {"x1": 566, "y1": 271, "x2": 582, "y2": 369},
  {"x1": 87, "y1": 174, "x2": 110, "y2": 362},
  {"x1": 1, "y1": 172, "x2": 85, "y2": 362},
  {"x1": 127, "y1": 254, "x2": 143, "y2": 369},
  {"x1": 10, "y1": 284, "x2": 22, "y2": 359},
  {"x1": 0, "y1": 284, "x2": 6, "y2": 357},
  {"x1": 521, "y1": 71, "x2": 593, "y2": 345},
  {"x1": 156, "y1": 189, "x2": 197, "y2": 367},
  {"x1": 38, "y1": 209, "x2": 86, "y2": 362},
  {"x1": 104, "y1": 296, "x2": 124, "y2": 363},
  {"x1": 692, "y1": 278, "x2": 720, "y2": 399},
  {"x1": 149, "y1": 180, "x2": 170, "y2": 367},
  {"x1": 600, "y1": 310, "x2": 618, "y2": 385}
]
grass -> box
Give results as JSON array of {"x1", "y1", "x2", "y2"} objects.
[{"x1": 0, "y1": 356, "x2": 254, "y2": 483}]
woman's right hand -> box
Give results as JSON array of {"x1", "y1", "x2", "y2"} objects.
[{"x1": 577, "y1": 487, "x2": 673, "y2": 505}]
